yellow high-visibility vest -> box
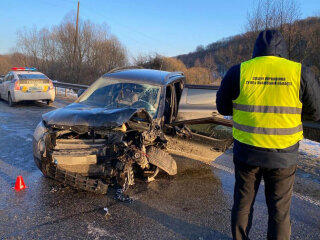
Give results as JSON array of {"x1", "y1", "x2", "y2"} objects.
[{"x1": 233, "y1": 56, "x2": 303, "y2": 149}]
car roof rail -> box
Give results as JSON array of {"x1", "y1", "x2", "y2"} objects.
[
  {"x1": 164, "y1": 71, "x2": 184, "y2": 82},
  {"x1": 107, "y1": 66, "x2": 143, "y2": 74}
]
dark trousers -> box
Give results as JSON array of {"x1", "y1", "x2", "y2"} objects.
[{"x1": 231, "y1": 158, "x2": 296, "y2": 240}]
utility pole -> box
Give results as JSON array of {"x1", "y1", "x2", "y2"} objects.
[
  {"x1": 72, "y1": 1, "x2": 80, "y2": 82},
  {"x1": 75, "y1": 1, "x2": 80, "y2": 53}
]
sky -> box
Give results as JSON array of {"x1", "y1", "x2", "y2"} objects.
[{"x1": 0, "y1": 0, "x2": 319, "y2": 59}]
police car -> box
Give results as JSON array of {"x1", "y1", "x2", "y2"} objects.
[{"x1": 0, "y1": 67, "x2": 55, "y2": 106}]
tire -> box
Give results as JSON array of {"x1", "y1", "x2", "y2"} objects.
[
  {"x1": 47, "y1": 100, "x2": 53, "y2": 106},
  {"x1": 8, "y1": 93, "x2": 14, "y2": 107},
  {"x1": 146, "y1": 146, "x2": 177, "y2": 175}
]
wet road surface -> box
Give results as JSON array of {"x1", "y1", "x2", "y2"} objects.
[{"x1": 0, "y1": 99, "x2": 319, "y2": 239}]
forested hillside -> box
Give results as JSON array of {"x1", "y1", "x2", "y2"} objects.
[{"x1": 177, "y1": 17, "x2": 320, "y2": 82}]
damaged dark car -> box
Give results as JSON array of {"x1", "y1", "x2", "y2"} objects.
[{"x1": 33, "y1": 68, "x2": 219, "y2": 195}]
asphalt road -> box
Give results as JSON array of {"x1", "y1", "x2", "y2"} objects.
[{"x1": 0, "y1": 98, "x2": 319, "y2": 240}]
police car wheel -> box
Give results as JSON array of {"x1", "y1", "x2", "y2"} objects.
[{"x1": 8, "y1": 93, "x2": 14, "y2": 107}]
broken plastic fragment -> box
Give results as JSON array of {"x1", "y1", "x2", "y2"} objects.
[
  {"x1": 50, "y1": 186, "x2": 58, "y2": 193},
  {"x1": 115, "y1": 188, "x2": 133, "y2": 203},
  {"x1": 103, "y1": 207, "x2": 111, "y2": 220}
]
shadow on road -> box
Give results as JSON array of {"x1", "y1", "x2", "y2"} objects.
[{"x1": 125, "y1": 199, "x2": 232, "y2": 240}]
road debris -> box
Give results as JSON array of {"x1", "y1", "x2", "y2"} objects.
[
  {"x1": 103, "y1": 207, "x2": 111, "y2": 220},
  {"x1": 115, "y1": 188, "x2": 133, "y2": 203},
  {"x1": 49, "y1": 184, "x2": 69, "y2": 193}
]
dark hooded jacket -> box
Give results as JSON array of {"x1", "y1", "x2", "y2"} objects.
[{"x1": 216, "y1": 30, "x2": 320, "y2": 168}]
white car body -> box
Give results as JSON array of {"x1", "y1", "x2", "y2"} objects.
[{"x1": 0, "y1": 69, "x2": 55, "y2": 106}]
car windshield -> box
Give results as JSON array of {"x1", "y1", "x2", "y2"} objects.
[
  {"x1": 18, "y1": 74, "x2": 48, "y2": 79},
  {"x1": 77, "y1": 77, "x2": 161, "y2": 118}
]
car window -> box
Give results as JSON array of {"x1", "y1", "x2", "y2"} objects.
[
  {"x1": 174, "y1": 81, "x2": 183, "y2": 104},
  {"x1": 78, "y1": 77, "x2": 161, "y2": 118},
  {"x1": 17, "y1": 74, "x2": 48, "y2": 79},
  {"x1": 3, "y1": 74, "x2": 8, "y2": 81},
  {"x1": 164, "y1": 85, "x2": 175, "y2": 124}
]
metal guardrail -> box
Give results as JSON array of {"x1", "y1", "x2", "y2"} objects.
[
  {"x1": 53, "y1": 81, "x2": 88, "y2": 90},
  {"x1": 184, "y1": 84, "x2": 219, "y2": 90},
  {"x1": 53, "y1": 81, "x2": 89, "y2": 97},
  {"x1": 52, "y1": 81, "x2": 219, "y2": 97}
]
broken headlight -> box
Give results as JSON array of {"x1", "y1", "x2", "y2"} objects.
[
  {"x1": 33, "y1": 121, "x2": 48, "y2": 159},
  {"x1": 34, "y1": 121, "x2": 48, "y2": 141}
]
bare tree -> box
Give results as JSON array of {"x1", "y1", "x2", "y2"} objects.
[
  {"x1": 194, "y1": 58, "x2": 202, "y2": 67},
  {"x1": 281, "y1": 0, "x2": 301, "y2": 58},
  {"x1": 246, "y1": 0, "x2": 300, "y2": 31},
  {"x1": 203, "y1": 53, "x2": 218, "y2": 82},
  {"x1": 203, "y1": 54, "x2": 217, "y2": 72},
  {"x1": 196, "y1": 45, "x2": 205, "y2": 52},
  {"x1": 304, "y1": 18, "x2": 320, "y2": 76},
  {"x1": 0, "y1": 55, "x2": 10, "y2": 74},
  {"x1": 16, "y1": 26, "x2": 41, "y2": 67},
  {"x1": 15, "y1": 14, "x2": 127, "y2": 84},
  {"x1": 246, "y1": 0, "x2": 301, "y2": 59}
]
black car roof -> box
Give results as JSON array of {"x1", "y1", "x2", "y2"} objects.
[{"x1": 103, "y1": 69, "x2": 184, "y2": 86}]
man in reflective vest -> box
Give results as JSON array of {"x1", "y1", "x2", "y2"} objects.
[{"x1": 216, "y1": 30, "x2": 320, "y2": 240}]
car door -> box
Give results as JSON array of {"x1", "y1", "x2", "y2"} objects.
[
  {"x1": 0, "y1": 76, "x2": 3, "y2": 98},
  {"x1": 173, "y1": 84, "x2": 232, "y2": 127},
  {"x1": 3, "y1": 73, "x2": 13, "y2": 100},
  {"x1": 0, "y1": 73, "x2": 10, "y2": 99},
  {"x1": 174, "y1": 84, "x2": 320, "y2": 143}
]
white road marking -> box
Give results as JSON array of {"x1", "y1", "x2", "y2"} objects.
[{"x1": 211, "y1": 161, "x2": 234, "y2": 174}]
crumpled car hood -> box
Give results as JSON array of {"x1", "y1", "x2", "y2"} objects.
[{"x1": 42, "y1": 103, "x2": 152, "y2": 130}]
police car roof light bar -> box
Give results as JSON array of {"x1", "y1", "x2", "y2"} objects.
[{"x1": 12, "y1": 67, "x2": 37, "y2": 71}]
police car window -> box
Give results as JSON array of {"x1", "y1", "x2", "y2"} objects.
[
  {"x1": 18, "y1": 74, "x2": 48, "y2": 79},
  {"x1": 3, "y1": 74, "x2": 9, "y2": 81}
]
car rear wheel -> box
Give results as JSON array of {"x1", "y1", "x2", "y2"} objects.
[{"x1": 8, "y1": 93, "x2": 14, "y2": 107}]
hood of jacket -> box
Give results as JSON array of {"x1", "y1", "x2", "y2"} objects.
[{"x1": 252, "y1": 30, "x2": 289, "y2": 59}]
